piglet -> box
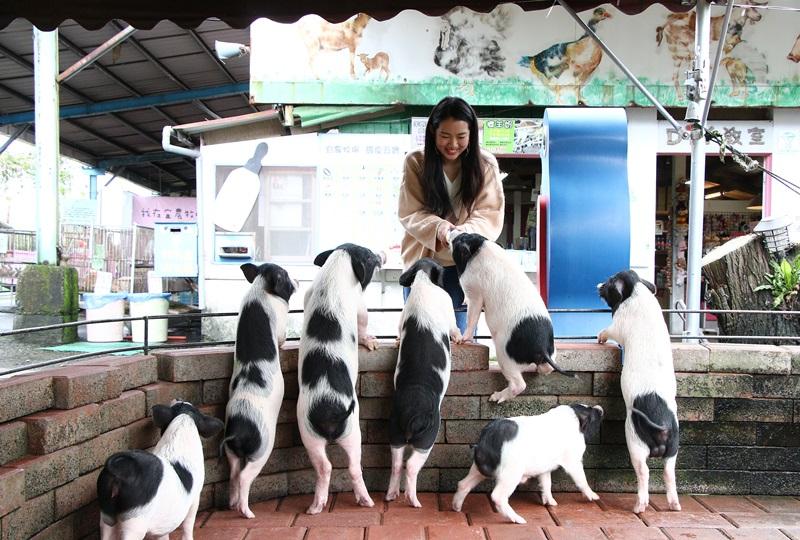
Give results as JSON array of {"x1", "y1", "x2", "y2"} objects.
[
  {"x1": 222, "y1": 262, "x2": 297, "y2": 518},
  {"x1": 452, "y1": 404, "x2": 602, "y2": 524},
  {"x1": 448, "y1": 231, "x2": 568, "y2": 403},
  {"x1": 298, "y1": 243, "x2": 383, "y2": 514},
  {"x1": 598, "y1": 269, "x2": 680, "y2": 514},
  {"x1": 385, "y1": 258, "x2": 462, "y2": 507},
  {"x1": 97, "y1": 400, "x2": 224, "y2": 540}
]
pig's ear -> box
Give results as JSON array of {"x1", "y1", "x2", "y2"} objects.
[
  {"x1": 152, "y1": 404, "x2": 175, "y2": 430},
  {"x1": 313, "y1": 249, "x2": 334, "y2": 267},
  {"x1": 194, "y1": 413, "x2": 225, "y2": 438},
  {"x1": 570, "y1": 404, "x2": 603, "y2": 442},
  {"x1": 265, "y1": 267, "x2": 296, "y2": 303},
  {"x1": 240, "y1": 263, "x2": 259, "y2": 283},
  {"x1": 640, "y1": 279, "x2": 657, "y2": 295},
  {"x1": 398, "y1": 265, "x2": 418, "y2": 288}
]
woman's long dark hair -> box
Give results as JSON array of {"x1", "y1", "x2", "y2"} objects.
[{"x1": 422, "y1": 96, "x2": 485, "y2": 218}]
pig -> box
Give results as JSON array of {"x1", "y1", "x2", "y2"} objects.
[
  {"x1": 452, "y1": 404, "x2": 603, "y2": 524},
  {"x1": 448, "y1": 231, "x2": 568, "y2": 403},
  {"x1": 221, "y1": 262, "x2": 298, "y2": 518},
  {"x1": 97, "y1": 400, "x2": 224, "y2": 540},
  {"x1": 385, "y1": 258, "x2": 462, "y2": 507},
  {"x1": 297, "y1": 243, "x2": 383, "y2": 514},
  {"x1": 597, "y1": 269, "x2": 680, "y2": 514}
]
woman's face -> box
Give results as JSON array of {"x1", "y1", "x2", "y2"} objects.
[{"x1": 435, "y1": 117, "x2": 470, "y2": 164}]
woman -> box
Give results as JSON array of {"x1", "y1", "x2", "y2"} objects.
[{"x1": 398, "y1": 96, "x2": 505, "y2": 331}]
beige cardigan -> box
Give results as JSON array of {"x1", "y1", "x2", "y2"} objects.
[{"x1": 398, "y1": 148, "x2": 505, "y2": 269}]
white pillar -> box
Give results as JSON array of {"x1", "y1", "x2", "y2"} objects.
[
  {"x1": 626, "y1": 107, "x2": 658, "y2": 282},
  {"x1": 33, "y1": 28, "x2": 60, "y2": 265},
  {"x1": 685, "y1": 1, "x2": 711, "y2": 338},
  {"x1": 770, "y1": 110, "x2": 800, "y2": 235}
]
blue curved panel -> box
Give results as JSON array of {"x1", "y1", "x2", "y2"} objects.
[{"x1": 541, "y1": 108, "x2": 630, "y2": 338}]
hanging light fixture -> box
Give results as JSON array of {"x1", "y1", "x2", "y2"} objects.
[{"x1": 753, "y1": 215, "x2": 792, "y2": 256}]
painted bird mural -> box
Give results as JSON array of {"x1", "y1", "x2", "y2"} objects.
[{"x1": 518, "y1": 7, "x2": 612, "y2": 102}]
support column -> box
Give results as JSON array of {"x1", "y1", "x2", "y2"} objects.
[
  {"x1": 33, "y1": 28, "x2": 60, "y2": 265},
  {"x1": 685, "y1": 1, "x2": 711, "y2": 338}
]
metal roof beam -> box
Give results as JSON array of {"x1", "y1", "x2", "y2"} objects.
[
  {"x1": 57, "y1": 25, "x2": 137, "y2": 84},
  {"x1": 67, "y1": 117, "x2": 188, "y2": 186},
  {"x1": 111, "y1": 20, "x2": 222, "y2": 119},
  {"x1": 0, "y1": 82, "x2": 248, "y2": 125},
  {"x1": 97, "y1": 151, "x2": 184, "y2": 168},
  {"x1": 57, "y1": 32, "x2": 182, "y2": 126}
]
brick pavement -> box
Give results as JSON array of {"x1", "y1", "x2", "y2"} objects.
[{"x1": 182, "y1": 492, "x2": 800, "y2": 540}]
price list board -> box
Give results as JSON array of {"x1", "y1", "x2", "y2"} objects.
[{"x1": 317, "y1": 134, "x2": 411, "y2": 252}]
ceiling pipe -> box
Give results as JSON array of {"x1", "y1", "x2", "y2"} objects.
[{"x1": 162, "y1": 125, "x2": 200, "y2": 159}]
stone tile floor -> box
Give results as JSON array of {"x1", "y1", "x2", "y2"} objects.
[{"x1": 182, "y1": 492, "x2": 800, "y2": 540}]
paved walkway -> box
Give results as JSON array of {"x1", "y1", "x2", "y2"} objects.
[{"x1": 187, "y1": 492, "x2": 800, "y2": 540}]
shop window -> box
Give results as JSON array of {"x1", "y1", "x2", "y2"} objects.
[{"x1": 264, "y1": 168, "x2": 315, "y2": 261}]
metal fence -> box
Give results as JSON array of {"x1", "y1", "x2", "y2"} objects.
[
  {"x1": 0, "y1": 229, "x2": 36, "y2": 291},
  {"x1": 0, "y1": 307, "x2": 797, "y2": 378}
]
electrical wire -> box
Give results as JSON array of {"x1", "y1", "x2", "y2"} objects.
[{"x1": 702, "y1": 125, "x2": 800, "y2": 198}]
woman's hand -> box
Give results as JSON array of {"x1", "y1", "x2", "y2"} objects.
[{"x1": 437, "y1": 222, "x2": 455, "y2": 246}]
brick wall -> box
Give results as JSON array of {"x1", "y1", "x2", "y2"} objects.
[{"x1": 0, "y1": 342, "x2": 798, "y2": 539}]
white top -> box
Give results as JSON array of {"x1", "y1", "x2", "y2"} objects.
[{"x1": 444, "y1": 170, "x2": 463, "y2": 216}]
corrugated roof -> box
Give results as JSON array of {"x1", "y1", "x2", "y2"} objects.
[{"x1": 0, "y1": 1, "x2": 691, "y2": 31}]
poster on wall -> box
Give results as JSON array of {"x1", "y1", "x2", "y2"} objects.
[
  {"x1": 250, "y1": 3, "x2": 800, "y2": 107},
  {"x1": 317, "y1": 134, "x2": 411, "y2": 256},
  {"x1": 132, "y1": 196, "x2": 197, "y2": 228},
  {"x1": 410, "y1": 117, "x2": 544, "y2": 154}
]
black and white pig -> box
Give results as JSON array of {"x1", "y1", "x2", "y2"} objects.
[
  {"x1": 448, "y1": 231, "x2": 567, "y2": 403},
  {"x1": 221, "y1": 262, "x2": 297, "y2": 518},
  {"x1": 452, "y1": 404, "x2": 603, "y2": 524},
  {"x1": 297, "y1": 243, "x2": 384, "y2": 514},
  {"x1": 97, "y1": 400, "x2": 224, "y2": 540},
  {"x1": 597, "y1": 269, "x2": 680, "y2": 514},
  {"x1": 385, "y1": 258, "x2": 462, "y2": 507}
]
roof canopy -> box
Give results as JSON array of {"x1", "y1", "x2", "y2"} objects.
[{"x1": 1, "y1": 0, "x2": 691, "y2": 31}]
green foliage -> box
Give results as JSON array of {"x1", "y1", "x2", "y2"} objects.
[
  {"x1": 754, "y1": 256, "x2": 800, "y2": 308},
  {"x1": 0, "y1": 150, "x2": 73, "y2": 195}
]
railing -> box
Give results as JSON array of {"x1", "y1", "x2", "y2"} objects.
[{"x1": 1, "y1": 307, "x2": 798, "y2": 377}]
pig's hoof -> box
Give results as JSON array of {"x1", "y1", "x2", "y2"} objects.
[
  {"x1": 385, "y1": 490, "x2": 399, "y2": 502},
  {"x1": 632, "y1": 499, "x2": 648, "y2": 514},
  {"x1": 541, "y1": 496, "x2": 558, "y2": 506},
  {"x1": 405, "y1": 494, "x2": 422, "y2": 508},
  {"x1": 306, "y1": 501, "x2": 325, "y2": 515},
  {"x1": 489, "y1": 390, "x2": 507, "y2": 403},
  {"x1": 668, "y1": 499, "x2": 682, "y2": 512},
  {"x1": 359, "y1": 336, "x2": 378, "y2": 351},
  {"x1": 357, "y1": 494, "x2": 375, "y2": 508},
  {"x1": 584, "y1": 490, "x2": 600, "y2": 502},
  {"x1": 452, "y1": 500, "x2": 463, "y2": 512},
  {"x1": 238, "y1": 507, "x2": 255, "y2": 519},
  {"x1": 508, "y1": 513, "x2": 527, "y2": 524}
]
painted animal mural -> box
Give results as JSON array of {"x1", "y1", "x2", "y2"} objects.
[
  {"x1": 299, "y1": 13, "x2": 371, "y2": 79},
  {"x1": 358, "y1": 52, "x2": 390, "y2": 81},
  {"x1": 434, "y1": 6, "x2": 511, "y2": 78},
  {"x1": 787, "y1": 34, "x2": 800, "y2": 63},
  {"x1": 518, "y1": 7, "x2": 612, "y2": 103},
  {"x1": 655, "y1": 2, "x2": 767, "y2": 97}
]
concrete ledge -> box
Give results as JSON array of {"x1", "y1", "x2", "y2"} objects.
[{"x1": 0, "y1": 340, "x2": 798, "y2": 539}]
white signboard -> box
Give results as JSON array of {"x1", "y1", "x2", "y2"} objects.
[
  {"x1": 657, "y1": 121, "x2": 772, "y2": 154},
  {"x1": 61, "y1": 199, "x2": 97, "y2": 225},
  {"x1": 317, "y1": 134, "x2": 411, "y2": 253}
]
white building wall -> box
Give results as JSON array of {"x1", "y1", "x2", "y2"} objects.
[
  {"x1": 626, "y1": 107, "x2": 658, "y2": 281},
  {"x1": 770, "y1": 109, "x2": 800, "y2": 244}
]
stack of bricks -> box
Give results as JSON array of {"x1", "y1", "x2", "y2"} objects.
[{"x1": 0, "y1": 341, "x2": 797, "y2": 539}]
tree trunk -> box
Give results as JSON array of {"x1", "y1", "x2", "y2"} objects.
[{"x1": 701, "y1": 234, "x2": 800, "y2": 345}]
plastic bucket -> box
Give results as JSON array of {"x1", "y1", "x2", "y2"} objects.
[
  {"x1": 84, "y1": 293, "x2": 127, "y2": 342},
  {"x1": 128, "y1": 293, "x2": 171, "y2": 343}
]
